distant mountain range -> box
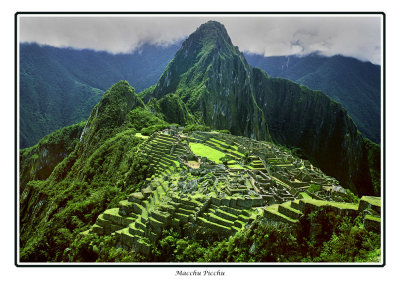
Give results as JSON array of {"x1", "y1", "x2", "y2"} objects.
[
  {"x1": 20, "y1": 39, "x2": 381, "y2": 148},
  {"x1": 245, "y1": 53, "x2": 381, "y2": 143},
  {"x1": 19, "y1": 42, "x2": 181, "y2": 148}
]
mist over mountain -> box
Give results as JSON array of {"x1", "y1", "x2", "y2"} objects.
[{"x1": 19, "y1": 20, "x2": 382, "y2": 264}]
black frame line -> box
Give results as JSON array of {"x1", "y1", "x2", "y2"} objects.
[{"x1": 14, "y1": 11, "x2": 386, "y2": 268}]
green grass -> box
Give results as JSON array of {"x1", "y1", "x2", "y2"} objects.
[
  {"x1": 227, "y1": 164, "x2": 244, "y2": 169},
  {"x1": 119, "y1": 200, "x2": 132, "y2": 207},
  {"x1": 216, "y1": 208, "x2": 237, "y2": 220},
  {"x1": 301, "y1": 199, "x2": 358, "y2": 210},
  {"x1": 198, "y1": 216, "x2": 231, "y2": 232},
  {"x1": 280, "y1": 201, "x2": 303, "y2": 216},
  {"x1": 280, "y1": 201, "x2": 293, "y2": 208},
  {"x1": 308, "y1": 184, "x2": 321, "y2": 193},
  {"x1": 210, "y1": 138, "x2": 230, "y2": 148},
  {"x1": 361, "y1": 196, "x2": 381, "y2": 207},
  {"x1": 189, "y1": 143, "x2": 225, "y2": 164},
  {"x1": 206, "y1": 140, "x2": 226, "y2": 150},
  {"x1": 139, "y1": 205, "x2": 148, "y2": 219},
  {"x1": 209, "y1": 138, "x2": 244, "y2": 157},
  {"x1": 300, "y1": 192, "x2": 312, "y2": 199},
  {"x1": 104, "y1": 208, "x2": 120, "y2": 216},
  {"x1": 365, "y1": 214, "x2": 381, "y2": 222},
  {"x1": 208, "y1": 213, "x2": 234, "y2": 225},
  {"x1": 265, "y1": 204, "x2": 298, "y2": 223},
  {"x1": 229, "y1": 150, "x2": 244, "y2": 157}
]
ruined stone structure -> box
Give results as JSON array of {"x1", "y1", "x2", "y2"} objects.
[{"x1": 86, "y1": 130, "x2": 381, "y2": 255}]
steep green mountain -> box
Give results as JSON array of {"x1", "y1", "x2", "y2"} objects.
[
  {"x1": 245, "y1": 53, "x2": 381, "y2": 143},
  {"x1": 143, "y1": 21, "x2": 380, "y2": 197},
  {"x1": 146, "y1": 21, "x2": 269, "y2": 140},
  {"x1": 20, "y1": 41, "x2": 380, "y2": 149},
  {"x1": 19, "y1": 21, "x2": 381, "y2": 263},
  {"x1": 20, "y1": 81, "x2": 169, "y2": 261},
  {"x1": 19, "y1": 42, "x2": 180, "y2": 148}
]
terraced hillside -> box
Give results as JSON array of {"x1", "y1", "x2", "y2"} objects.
[{"x1": 85, "y1": 129, "x2": 381, "y2": 256}]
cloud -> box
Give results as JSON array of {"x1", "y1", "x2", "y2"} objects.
[
  {"x1": 220, "y1": 16, "x2": 382, "y2": 64},
  {"x1": 19, "y1": 15, "x2": 382, "y2": 64},
  {"x1": 19, "y1": 17, "x2": 201, "y2": 53}
]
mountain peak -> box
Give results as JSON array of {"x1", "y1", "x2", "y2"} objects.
[
  {"x1": 149, "y1": 21, "x2": 242, "y2": 100},
  {"x1": 200, "y1": 20, "x2": 226, "y2": 29},
  {"x1": 79, "y1": 80, "x2": 144, "y2": 148},
  {"x1": 176, "y1": 20, "x2": 234, "y2": 57},
  {"x1": 188, "y1": 20, "x2": 232, "y2": 48},
  {"x1": 195, "y1": 21, "x2": 230, "y2": 38}
]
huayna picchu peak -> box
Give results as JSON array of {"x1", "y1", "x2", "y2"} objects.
[
  {"x1": 19, "y1": 19, "x2": 382, "y2": 264},
  {"x1": 150, "y1": 21, "x2": 250, "y2": 101},
  {"x1": 190, "y1": 20, "x2": 233, "y2": 45}
]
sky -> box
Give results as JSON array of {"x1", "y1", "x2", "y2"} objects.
[{"x1": 19, "y1": 15, "x2": 382, "y2": 65}]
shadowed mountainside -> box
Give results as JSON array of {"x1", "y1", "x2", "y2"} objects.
[{"x1": 245, "y1": 53, "x2": 381, "y2": 143}]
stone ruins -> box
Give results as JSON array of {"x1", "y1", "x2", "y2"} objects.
[{"x1": 85, "y1": 128, "x2": 381, "y2": 255}]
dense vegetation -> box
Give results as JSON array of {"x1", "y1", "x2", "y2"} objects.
[
  {"x1": 19, "y1": 82, "x2": 172, "y2": 261},
  {"x1": 19, "y1": 21, "x2": 382, "y2": 263},
  {"x1": 20, "y1": 42, "x2": 180, "y2": 148},
  {"x1": 19, "y1": 121, "x2": 86, "y2": 193},
  {"x1": 246, "y1": 53, "x2": 381, "y2": 143},
  {"x1": 64, "y1": 209, "x2": 380, "y2": 263},
  {"x1": 147, "y1": 94, "x2": 195, "y2": 125},
  {"x1": 20, "y1": 43, "x2": 381, "y2": 149},
  {"x1": 19, "y1": 80, "x2": 381, "y2": 263}
]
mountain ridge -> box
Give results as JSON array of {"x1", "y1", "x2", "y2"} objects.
[
  {"x1": 143, "y1": 20, "x2": 379, "y2": 196},
  {"x1": 245, "y1": 52, "x2": 381, "y2": 143},
  {"x1": 147, "y1": 21, "x2": 269, "y2": 141},
  {"x1": 19, "y1": 21, "x2": 381, "y2": 196},
  {"x1": 19, "y1": 42, "x2": 181, "y2": 148},
  {"x1": 20, "y1": 40, "x2": 381, "y2": 148}
]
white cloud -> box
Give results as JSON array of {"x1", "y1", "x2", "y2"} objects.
[
  {"x1": 19, "y1": 15, "x2": 382, "y2": 64},
  {"x1": 221, "y1": 16, "x2": 382, "y2": 64}
]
